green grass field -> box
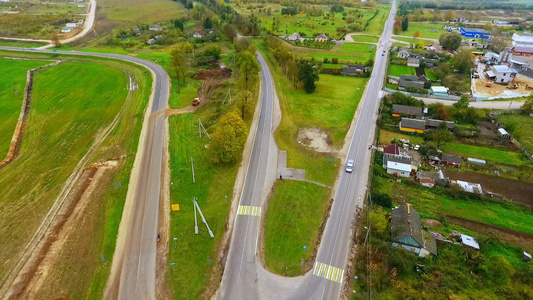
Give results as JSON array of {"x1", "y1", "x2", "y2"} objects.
[
  {"x1": 440, "y1": 142, "x2": 528, "y2": 166},
  {"x1": 388, "y1": 64, "x2": 416, "y2": 77},
  {"x1": 0, "y1": 40, "x2": 47, "y2": 48},
  {"x1": 102, "y1": 0, "x2": 187, "y2": 23},
  {"x1": 393, "y1": 36, "x2": 433, "y2": 46},
  {"x1": 397, "y1": 22, "x2": 446, "y2": 39},
  {"x1": 0, "y1": 58, "x2": 51, "y2": 158},
  {"x1": 0, "y1": 55, "x2": 151, "y2": 299},
  {"x1": 364, "y1": 4, "x2": 391, "y2": 35},
  {"x1": 497, "y1": 114, "x2": 533, "y2": 154},
  {"x1": 337, "y1": 43, "x2": 376, "y2": 62},
  {"x1": 263, "y1": 180, "x2": 330, "y2": 275},
  {"x1": 349, "y1": 35, "x2": 379, "y2": 43}
]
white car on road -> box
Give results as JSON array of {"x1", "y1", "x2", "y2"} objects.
[{"x1": 345, "y1": 159, "x2": 354, "y2": 173}]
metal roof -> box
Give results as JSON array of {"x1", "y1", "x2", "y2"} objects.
[
  {"x1": 460, "y1": 234, "x2": 480, "y2": 249},
  {"x1": 493, "y1": 65, "x2": 514, "y2": 73},
  {"x1": 400, "y1": 118, "x2": 426, "y2": 130},
  {"x1": 392, "y1": 104, "x2": 423, "y2": 117},
  {"x1": 387, "y1": 161, "x2": 412, "y2": 172},
  {"x1": 431, "y1": 86, "x2": 448, "y2": 93}
]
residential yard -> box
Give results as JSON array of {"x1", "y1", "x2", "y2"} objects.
[
  {"x1": 350, "y1": 35, "x2": 379, "y2": 43},
  {"x1": 497, "y1": 114, "x2": 533, "y2": 154},
  {"x1": 337, "y1": 43, "x2": 376, "y2": 61},
  {"x1": 388, "y1": 64, "x2": 416, "y2": 77},
  {"x1": 0, "y1": 52, "x2": 152, "y2": 299},
  {"x1": 0, "y1": 57, "x2": 51, "y2": 158},
  {"x1": 393, "y1": 36, "x2": 433, "y2": 46},
  {"x1": 263, "y1": 180, "x2": 330, "y2": 275}
]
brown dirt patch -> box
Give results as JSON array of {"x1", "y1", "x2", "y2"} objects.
[
  {"x1": 443, "y1": 215, "x2": 533, "y2": 250},
  {"x1": 444, "y1": 170, "x2": 533, "y2": 208},
  {"x1": 474, "y1": 74, "x2": 533, "y2": 98},
  {"x1": 297, "y1": 128, "x2": 338, "y2": 154},
  {"x1": 422, "y1": 218, "x2": 442, "y2": 228},
  {"x1": 477, "y1": 120, "x2": 498, "y2": 137}
]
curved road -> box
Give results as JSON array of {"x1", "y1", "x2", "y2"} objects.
[
  {"x1": 217, "y1": 2, "x2": 398, "y2": 299},
  {"x1": 0, "y1": 47, "x2": 169, "y2": 300}
]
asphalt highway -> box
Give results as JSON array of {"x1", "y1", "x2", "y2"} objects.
[
  {"x1": 0, "y1": 47, "x2": 169, "y2": 300},
  {"x1": 217, "y1": 2, "x2": 397, "y2": 299}
]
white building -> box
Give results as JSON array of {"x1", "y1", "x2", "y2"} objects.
[
  {"x1": 497, "y1": 128, "x2": 511, "y2": 138},
  {"x1": 386, "y1": 161, "x2": 412, "y2": 177},
  {"x1": 61, "y1": 27, "x2": 71, "y2": 33},
  {"x1": 66, "y1": 23, "x2": 77, "y2": 28},
  {"x1": 490, "y1": 65, "x2": 517, "y2": 84},
  {"x1": 460, "y1": 234, "x2": 480, "y2": 249},
  {"x1": 457, "y1": 180, "x2": 483, "y2": 194},
  {"x1": 512, "y1": 33, "x2": 533, "y2": 47}
]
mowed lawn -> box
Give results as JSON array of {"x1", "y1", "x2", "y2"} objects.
[
  {"x1": 397, "y1": 22, "x2": 447, "y2": 39},
  {"x1": 264, "y1": 180, "x2": 330, "y2": 275},
  {"x1": 0, "y1": 58, "x2": 51, "y2": 158},
  {"x1": 336, "y1": 43, "x2": 376, "y2": 62},
  {"x1": 350, "y1": 35, "x2": 379, "y2": 43},
  {"x1": 0, "y1": 61, "x2": 129, "y2": 285},
  {"x1": 394, "y1": 36, "x2": 433, "y2": 46},
  {"x1": 497, "y1": 114, "x2": 533, "y2": 154},
  {"x1": 389, "y1": 64, "x2": 416, "y2": 77}
]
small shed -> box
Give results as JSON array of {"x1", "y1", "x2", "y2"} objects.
[
  {"x1": 407, "y1": 57, "x2": 421, "y2": 67},
  {"x1": 460, "y1": 234, "x2": 480, "y2": 249},
  {"x1": 431, "y1": 86, "x2": 449, "y2": 97},
  {"x1": 66, "y1": 23, "x2": 77, "y2": 28},
  {"x1": 61, "y1": 27, "x2": 71, "y2": 33},
  {"x1": 523, "y1": 252, "x2": 531, "y2": 262},
  {"x1": 497, "y1": 128, "x2": 511, "y2": 138},
  {"x1": 467, "y1": 158, "x2": 486, "y2": 166}
]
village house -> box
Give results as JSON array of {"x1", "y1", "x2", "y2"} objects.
[
  {"x1": 66, "y1": 23, "x2": 77, "y2": 28},
  {"x1": 61, "y1": 27, "x2": 71, "y2": 33},
  {"x1": 399, "y1": 75, "x2": 425, "y2": 90},
  {"x1": 315, "y1": 34, "x2": 329, "y2": 42},
  {"x1": 392, "y1": 104, "x2": 423, "y2": 118},
  {"x1": 399, "y1": 118, "x2": 425, "y2": 134},
  {"x1": 391, "y1": 204, "x2": 437, "y2": 257},
  {"x1": 460, "y1": 28, "x2": 490, "y2": 39},
  {"x1": 407, "y1": 57, "x2": 421, "y2": 67},
  {"x1": 426, "y1": 118, "x2": 454, "y2": 130},
  {"x1": 397, "y1": 49, "x2": 410, "y2": 59},
  {"x1": 416, "y1": 170, "x2": 447, "y2": 188},
  {"x1": 193, "y1": 30, "x2": 206, "y2": 38},
  {"x1": 441, "y1": 154, "x2": 462, "y2": 167},
  {"x1": 286, "y1": 33, "x2": 301, "y2": 42},
  {"x1": 383, "y1": 144, "x2": 401, "y2": 155},
  {"x1": 488, "y1": 65, "x2": 517, "y2": 84},
  {"x1": 382, "y1": 152, "x2": 411, "y2": 169},
  {"x1": 149, "y1": 24, "x2": 164, "y2": 31},
  {"x1": 341, "y1": 64, "x2": 365, "y2": 76}
]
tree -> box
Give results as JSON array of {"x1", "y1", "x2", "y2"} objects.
[
  {"x1": 413, "y1": 30, "x2": 420, "y2": 39},
  {"x1": 203, "y1": 44, "x2": 221, "y2": 60},
  {"x1": 223, "y1": 24, "x2": 237, "y2": 43},
  {"x1": 209, "y1": 111, "x2": 249, "y2": 163},
  {"x1": 489, "y1": 29, "x2": 512, "y2": 53},
  {"x1": 372, "y1": 192, "x2": 392, "y2": 208},
  {"x1": 435, "y1": 107, "x2": 452, "y2": 120},
  {"x1": 454, "y1": 95, "x2": 470, "y2": 110},
  {"x1": 444, "y1": 10, "x2": 456, "y2": 21},
  {"x1": 450, "y1": 48, "x2": 474, "y2": 73},
  {"x1": 401, "y1": 16, "x2": 409, "y2": 32},
  {"x1": 521, "y1": 94, "x2": 533, "y2": 114},
  {"x1": 237, "y1": 51, "x2": 260, "y2": 91},
  {"x1": 204, "y1": 17, "x2": 213, "y2": 29},
  {"x1": 439, "y1": 32, "x2": 462, "y2": 51},
  {"x1": 170, "y1": 47, "x2": 187, "y2": 82},
  {"x1": 174, "y1": 19, "x2": 184, "y2": 31},
  {"x1": 299, "y1": 60, "x2": 319, "y2": 93},
  {"x1": 369, "y1": 206, "x2": 388, "y2": 236},
  {"x1": 427, "y1": 125, "x2": 453, "y2": 147},
  {"x1": 51, "y1": 35, "x2": 61, "y2": 47}
]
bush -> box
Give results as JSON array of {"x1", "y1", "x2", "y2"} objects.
[{"x1": 372, "y1": 192, "x2": 393, "y2": 208}]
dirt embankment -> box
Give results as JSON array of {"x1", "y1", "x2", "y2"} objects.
[{"x1": 0, "y1": 60, "x2": 62, "y2": 169}]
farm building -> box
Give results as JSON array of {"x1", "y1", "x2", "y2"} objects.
[
  {"x1": 61, "y1": 27, "x2": 71, "y2": 33},
  {"x1": 467, "y1": 158, "x2": 486, "y2": 165},
  {"x1": 391, "y1": 204, "x2": 437, "y2": 257},
  {"x1": 416, "y1": 170, "x2": 447, "y2": 188},
  {"x1": 66, "y1": 23, "x2": 77, "y2": 28},
  {"x1": 441, "y1": 154, "x2": 462, "y2": 167},
  {"x1": 392, "y1": 104, "x2": 423, "y2": 118},
  {"x1": 399, "y1": 75, "x2": 425, "y2": 90},
  {"x1": 286, "y1": 33, "x2": 301, "y2": 42},
  {"x1": 512, "y1": 46, "x2": 533, "y2": 56},
  {"x1": 460, "y1": 28, "x2": 490, "y2": 39},
  {"x1": 426, "y1": 119, "x2": 454, "y2": 130},
  {"x1": 341, "y1": 64, "x2": 365, "y2": 76},
  {"x1": 399, "y1": 118, "x2": 425, "y2": 134},
  {"x1": 431, "y1": 86, "x2": 449, "y2": 97},
  {"x1": 512, "y1": 33, "x2": 533, "y2": 47},
  {"x1": 149, "y1": 24, "x2": 164, "y2": 31}
]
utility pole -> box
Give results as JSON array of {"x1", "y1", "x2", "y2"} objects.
[
  {"x1": 194, "y1": 199, "x2": 214, "y2": 238},
  {"x1": 190, "y1": 157, "x2": 195, "y2": 183},
  {"x1": 193, "y1": 197, "x2": 198, "y2": 234},
  {"x1": 198, "y1": 119, "x2": 211, "y2": 139}
]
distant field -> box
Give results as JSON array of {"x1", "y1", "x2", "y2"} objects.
[
  {"x1": 102, "y1": 0, "x2": 187, "y2": 23},
  {"x1": 264, "y1": 180, "x2": 330, "y2": 276},
  {"x1": 497, "y1": 114, "x2": 533, "y2": 154},
  {"x1": 389, "y1": 64, "x2": 416, "y2": 77},
  {"x1": 364, "y1": 4, "x2": 391, "y2": 35},
  {"x1": 0, "y1": 40, "x2": 47, "y2": 48},
  {"x1": 0, "y1": 58, "x2": 51, "y2": 157}
]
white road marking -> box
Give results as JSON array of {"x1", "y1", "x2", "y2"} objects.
[
  {"x1": 237, "y1": 205, "x2": 262, "y2": 216},
  {"x1": 313, "y1": 262, "x2": 344, "y2": 283}
]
